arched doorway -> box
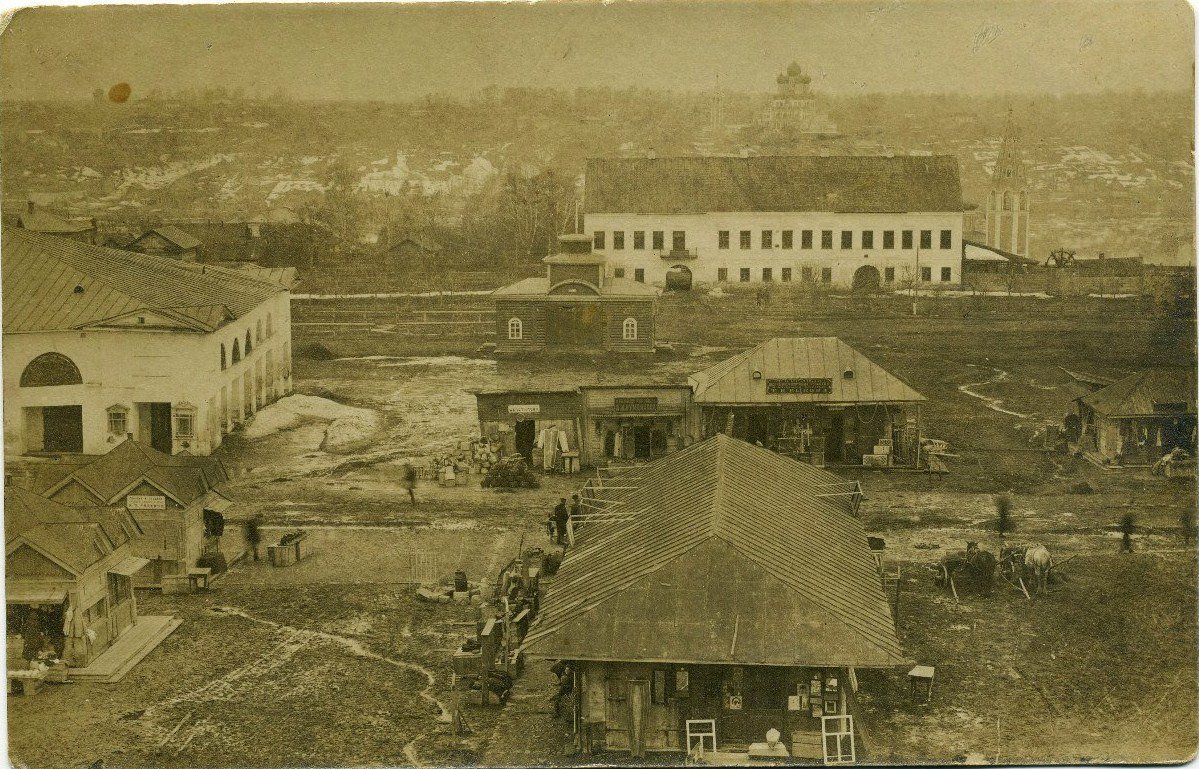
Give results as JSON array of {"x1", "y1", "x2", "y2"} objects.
[
  {"x1": 852, "y1": 265, "x2": 881, "y2": 293},
  {"x1": 665, "y1": 265, "x2": 693, "y2": 291}
]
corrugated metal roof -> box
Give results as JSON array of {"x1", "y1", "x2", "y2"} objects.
[
  {"x1": 2, "y1": 229, "x2": 285, "y2": 333},
  {"x1": 689, "y1": 337, "x2": 925, "y2": 405},
  {"x1": 1078, "y1": 368, "x2": 1197, "y2": 417},
  {"x1": 522, "y1": 435, "x2": 906, "y2": 667},
  {"x1": 584, "y1": 155, "x2": 963, "y2": 215},
  {"x1": 492, "y1": 276, "x2": 659, "y2": 298}
]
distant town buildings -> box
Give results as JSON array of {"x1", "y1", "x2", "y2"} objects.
[
  {"x1": 984, "y1": 114, "x2": 1031, "y2": 259},
  {"x1": 2, "y1": 230, "x2": 294, "y2": 458},
  {"x1": 583, "y1": 155, "x2": 965, "y2": 289}
]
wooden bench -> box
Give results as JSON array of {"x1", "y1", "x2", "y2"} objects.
[{"x1": 8, "y1": 667, "x2": 47, "y2": 696}]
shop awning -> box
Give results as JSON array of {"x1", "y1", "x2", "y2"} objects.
[
  {"x1": 6, "y1": 585, "x2": 67, "y2": 604},
  {"x1": 108, "y1": 556, "x2": 150, "y2": 577}
]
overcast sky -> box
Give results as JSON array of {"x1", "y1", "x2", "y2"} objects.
[{"x1": 0, "y1": 0, "x2": 1193, "y2": 101}]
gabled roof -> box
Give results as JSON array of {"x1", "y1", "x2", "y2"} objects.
[
  {"x1": 17, "y1": 210, "x2": 95, "y2": 234},
  {"x1": 584, "y1": 155, "x2": 963, "y2": 215},
  {"x1": 135, "y1": 225, "x2": 201, "y2": 251},
  {"x1": 493, "y1": 276, "x2": 659, "y2": 299},
  {"x1": 40, "y1": 439, "x2": 230, "y2": 507},
  {"x1": 2, "y1": 229, "x2": 285, "y2": 333},
  {"x1": 5, "y1": 487, "x2": 134, "y2": 575},
  {"x1": 690, "y1": 337, "x2": 925, "y2": 405},
  {"x1": 1078, "y1": 368, "x2": 1197, "y2": 417},
  {"x1": 522, "y1": 435, "x2": 906, "y2": 667},
  {"x1": 963, "y1": 239, "x2": 1038, "y2": 266}
]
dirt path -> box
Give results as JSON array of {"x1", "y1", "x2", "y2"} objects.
[{"x1": 958, "y1": 365, "x2": 1034, "y2": 418}]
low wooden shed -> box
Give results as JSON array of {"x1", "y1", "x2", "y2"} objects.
[{"x1": 522, "y1": 435, "x2": 906, "y2": 761}]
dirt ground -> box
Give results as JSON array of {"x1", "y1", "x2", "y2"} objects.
[{"x1": 9, "y1": 290, "x2": 1196, "y2": 767}]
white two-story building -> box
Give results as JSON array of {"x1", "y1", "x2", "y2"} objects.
[
  {"x1": 3, "y1": 229, "x2": 293, "y2": 457},
  {"x1": 583, "y1": 155, "x2": 965, "y2": 290}
]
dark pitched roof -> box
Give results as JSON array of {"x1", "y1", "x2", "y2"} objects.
[
  {"x1": 138, "y1": 225, "x2": 201, "y2": 251},
  {"x1": 584, "y1": 155, "x2": 963, "y2": 214},
  {"x1": 522, "y1": 435, "x2": 906, "y2": 667},
  {"x1": 40, "y1": 439, "x2": 230, "y2": 506},
  {"x1": 963, "y1": 239, "x2": 1038, "y2": 266},
  {"x1": 690, "y1": 337, "x2": 925, "y2": 405},
  {"x1": 1078, "y1": 368, "x2": 1197, "y2": 417},
  {"x1": 5, "y1": 487, "x2": 134, "y2": 574},
  {"x1": 2, "y1": 229, "x2": 285, "y2": 333}
]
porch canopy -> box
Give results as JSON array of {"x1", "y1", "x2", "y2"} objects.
[{"x1": 522, "y1": 434, "x2": 908, "y2": 668}]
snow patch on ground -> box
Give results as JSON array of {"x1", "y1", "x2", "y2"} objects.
[
  {"x1": 244, "y1": 395, "x2": 382, "y2": 451},
  {"x1": 378, "y1": 356, "x2": 496, "y2": 368}
]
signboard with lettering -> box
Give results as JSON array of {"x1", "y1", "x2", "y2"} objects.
[
  {"x1": 508, "y1": 404, "x2": 541, "y2": 415},
  {"x1": 126, "y1": 494, "x2": 166, "y2": 510},
  {"x1": 614, "y1": 397, "x2": 659, "y2": 413},
  {"x1": 765, "y1": 378, "x2": 834, "y2": 395}
]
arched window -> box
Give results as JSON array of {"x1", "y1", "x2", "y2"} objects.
[
  {"x1": 507, "y1": 318, "x2": 523, "y2": 341},
  {"x1": 988, "y1": 190, "x2": 996, "y2": 209},
  {"x1": 1020, "y1": 192, "x2": 1029, "y2": 211},
  {"x1": 266, "y1": 313, "x2": 273, "y2": 338},
  {"x1": 256, "y1": 319, "x2": 263, "y2": 343},
  {"x1": 20, "y1": 352, "x2": 82, "y2": 387},
  {"x1": 1002, "y1": 191, "x2": 1012, "y2": 211},
  {"x1": 622, "y1": 317, "x2": 638, "y2": 340},
  {"x1": 245, "y1": 329, "x2": 253, "y2": 355},
  {"x1": 220, "y1": 344, "x2": 227, "y2": 371},
  {"x1": 232, "y1": 338, "x2": 241, "y2": 363}
]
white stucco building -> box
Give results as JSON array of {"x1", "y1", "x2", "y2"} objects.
[
  {"x1": 3, "y1": 229, "x2": 293, "y2": 457},
  {"x1": 583, "y1": 155, "x2": 965, "y2": 290}
]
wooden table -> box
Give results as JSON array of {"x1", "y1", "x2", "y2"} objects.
[{"x1": 908, "y1": 664, "x2": 935, "y2": 702}]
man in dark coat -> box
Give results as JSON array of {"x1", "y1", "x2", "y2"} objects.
[
  {"x1": 553, "y1": 498, "x2": 569, "y2": 546},
  {"x1": 246, "y1": 514, "x2": 262, "y2": 561},
  {"x1": 402, "y1": 463, "x2": 418, "y2": 504}
]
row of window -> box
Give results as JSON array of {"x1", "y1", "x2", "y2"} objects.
[
  {"x1": 594, "y1": 228, "x2": 954, "y2": 252},
  {"x1": 719, "y1": 229, "x2": 953, "y2": 251},
  {"x1": 507, "y1": 317, "x2": 639, "y2": 340},
  {"x1": 595, "y1": 230, "x2": 686, "y2": 251},
  {"x1": 219, "y1": 313, "x2": 276, "y2": 371},
  {"x1": 105, "y1": 403, "x2": 196, "y2": 438},
  {"x1": 716, "y1": 266, "x2": 954, "y2": 283}
]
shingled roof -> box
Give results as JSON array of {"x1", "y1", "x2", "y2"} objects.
[
  {"x1": 5, "y1": 487, "x2": 137, "y2": 575},
  {"x1": 1078, "y1": 368, "x2": 1197, "y2": 417},
  {"x1": 690, "y1": 337, "x2": 925, "y2": 405},
  {"x1": 522, "y1": 435, "x2": 907, "y2": 667},
  {"x1": 37, "y1": 439, "x2": 231, "y2": 507},
  {"x1": 138, "y1": 225, "x2": 201, "y2": 251},
  {"x1": 2, "y1": 229, "x2": 285, "y2": 333},
  {"x1": 584, "y1": 155, "x2": 963, "y2": 214}
]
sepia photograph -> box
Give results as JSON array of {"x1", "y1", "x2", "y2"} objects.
[{"x1": 0, "y1": 0, "x2": 1195, "y2": 766}]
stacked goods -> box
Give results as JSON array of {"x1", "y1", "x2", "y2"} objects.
[{"x1": 427, "y1": 438, "x2": 504, "y2": 484}]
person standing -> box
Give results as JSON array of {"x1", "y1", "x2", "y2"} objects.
[
  {"x1": 246, "y1": 514, "x2": 262, "y2": 561},
  {"x1": 553, "y1": 497, "x2": 570, "y2": 546},
  {"x1": 403, "y1": 463, "x2": 418, "y2": 504}
]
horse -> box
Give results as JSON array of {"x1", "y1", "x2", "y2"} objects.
[
  {"x1": 1024, "y1": 544, "x2": 1053, "y2": 597},
  {"x1": 936, "y1": 541, "x2": 997, "y2": 598}
]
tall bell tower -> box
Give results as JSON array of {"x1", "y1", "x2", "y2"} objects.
[{"x1": 986, "y1": 112, "x2": 1030, "y2": 257}]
